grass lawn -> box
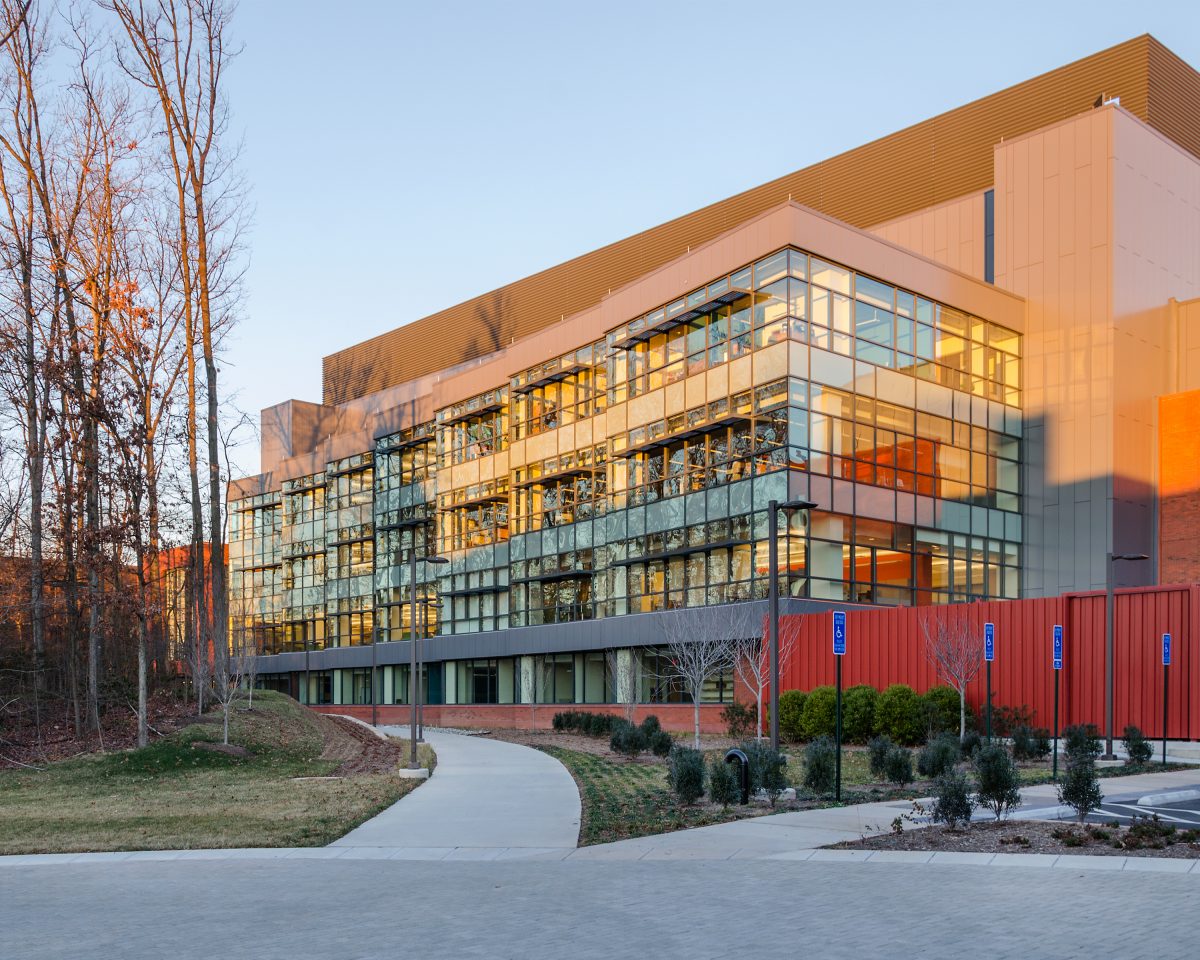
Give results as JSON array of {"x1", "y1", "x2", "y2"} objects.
[
  {"x1": 534, "y1": 735, "x2": 1190, "y2": 847},
  {"x1": 0, "y1": 691, "x2": 433, "y2": 855},
  {"x1": 538, "y1": 746, "x2": 762, "y2": 845}
]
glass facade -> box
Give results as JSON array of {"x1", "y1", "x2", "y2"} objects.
[{"x1": 230, "y1": 244, "x2": 1023, "y2": 702}]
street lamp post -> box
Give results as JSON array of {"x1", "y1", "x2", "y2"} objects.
[
  {"x1": 417, "y1": 598, "x2": 443, "y2": 743},
  {"x1": 768, "y1": 497, "x2": 816, "y2": 751},
  {"x1": 1103, "y1": 551, "x2": 1148, "y2": 759},
  {"x1": 409, "y1": 549, "x2": 448, "y2": 769}
]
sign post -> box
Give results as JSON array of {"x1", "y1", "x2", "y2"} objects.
[
  {"x1": 832, "y1": 611, "x2": 846, "y2": 803},
  {"x1": 1162, "y1": 633, "x2": 1172, "y2": 767},
  {"x1": 984, "y1": 622, "x2": 995, "y2": 742},
  {"x1": 1052, "y1": 624, "x2": 1063, "y2": 780}
]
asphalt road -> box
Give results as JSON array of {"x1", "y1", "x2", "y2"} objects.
[
  {"x1": 3, "y1": 858, "x2": 1196, "y2": 960},
  {"x1": 1089, "y1": 795, "x2": 1200, "y2": 827}
]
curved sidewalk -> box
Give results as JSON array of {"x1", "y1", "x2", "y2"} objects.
[{"x1": 330, "y1": 727, "x2": 580, "y2": 857}]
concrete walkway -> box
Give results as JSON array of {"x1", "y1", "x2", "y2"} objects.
[
  {"x1": 330, "y1": 726, "x2": 581, "y2": 856},
  {"x1": 563, "y1": 767, "x2": 1200, "y2": 862}
]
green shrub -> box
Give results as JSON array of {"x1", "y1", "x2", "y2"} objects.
[
  {"x1": 803, "y1": 736, "x2": 837, "y2": 796},
  {"x1": 884, "y1": 746, "x2": 914, "y2": 787},
  {"x1": 992, "y1": 704, "x2": 1036, "y2": 738},
  {"x1": 1062, "y1": 724, "x2": 1102, "y2": 764},
  {"x1": 867, "y1": 735, "x2": 893, "y2": 779},
  {"x1": 1121, "y1": 725, "x2": 1153, "y2": 766},
  {"x1": 639, "y1": 715, "x2": 661, "y2": 737},
  {"x1": 917, "y1": 735, "x2": 960, "y2": 780},
  {"x1": 1058, "y1": 754, "x2": 1103, "y2": 822},
  {"x1": 668, "y1": 747, "x2": 706, "y2": 806},
  {"x1": 777, "y1": 690, "x2": 807, "y2": 743},
  {"x1": 554, "y1": 711, "x2": 621, "y2": 737},
  {"x1": 720, "y1": 701, "x2": 757, "y2": 739},
  {"x1": 842, "y1": 685, "x2": 879, "y2": 743},
  {"x1": 708, "y1": 755, "x2": 741, "y2": 809},
  {"x1": 973, "y1": 743, "x2": 1022, "y2": 820},
  {"x1": 959, "y1": 730, "x2": 982, "y2": 758},
  {"x1": 739, "y1": 741, "x2": 788, "y2": 805},
  {"x1": 922, "y1": 685, "x2": 963, "y2": 738},
  {"x1": 801, "y1": 685, "x2": 838, "y2": 740},
  {"x1": 649, "y1": 729, "x2": 674, "y2": 757},
  {"x1": 875, "y1": 684, "x2": 925, "y2": 745},
  {"x1": 609, "y1": 720, "x2": 648, "y2": 757},
  {"x1": 1011, "y1": 725, "x2": 1051, "y2": 761},
  {"x1": 930, "y1": 770, "x2": 976, "y2": 829}
]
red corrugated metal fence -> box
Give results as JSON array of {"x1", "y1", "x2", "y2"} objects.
[{"x1": 775, "y1": 585, "x2": 1199, "y2": 739}]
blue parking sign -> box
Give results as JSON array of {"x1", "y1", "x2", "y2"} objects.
[
  {"x1": 984, "y1": 622, "x2": 995, "y2": 662},
  {"x1": 832, "y1": 611, "x2": 846, "y2": 656},
  {"x1": 1053, "y1": 624, "x2": 1063, "y2": 670},
  {"x1": 1163, "y1": 633, "x2": 1172, "y2": 667}
]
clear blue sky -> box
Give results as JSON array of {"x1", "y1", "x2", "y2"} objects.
[{"x1": 224, "y1": 0, "x2": 1200, "y2": 476}]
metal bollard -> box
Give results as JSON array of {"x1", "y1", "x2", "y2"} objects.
[{"x1": 724, "y1": 748, "x2": 751, "y2": 805}]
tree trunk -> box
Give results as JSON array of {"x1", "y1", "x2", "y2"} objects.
[
  {"x1": 757, "y1": 687, "x2": 764, "y2": 741},
  {"x1": 959, "y1": 689, "x2": 966, "y2": 743},
  {"x1": 693, "y1": 694, "x2": 701, "y2": 750}
]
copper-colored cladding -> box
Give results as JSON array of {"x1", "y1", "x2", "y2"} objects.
[{"x1": 323, "y1": 35, "x2": 1199, "y2": 406}]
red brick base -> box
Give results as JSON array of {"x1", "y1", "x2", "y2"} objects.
[{"x1": 310, "y1": 702, "x2": 731, "y2": 734}]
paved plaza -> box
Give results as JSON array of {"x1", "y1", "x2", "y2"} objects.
[
  {"x1": 4, "y1": 730, "x2": 1199, "y2": 959},
  {"x1": 4, "y1": 856, "x2": 1197, "y2": 960}
]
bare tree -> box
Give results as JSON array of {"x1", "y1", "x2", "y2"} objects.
[
  {"x1": 921, "y1": 613, "x2": 983, "y2": 742},
  {"x1": 108, "y1": 0, "x2": 246, "y2": 686},
  {"x1": 210, "y1": 643, "x2": 243, "y2": 745},
  {"x1": 660, "y1": 606, "x2": 740, "y2": 749},
  {"x1": 732, "y1": 615, "x2": 799, "y2": 741},
  {"x1": 604, "y1": 647, "x2": 636, "y2": 724}
]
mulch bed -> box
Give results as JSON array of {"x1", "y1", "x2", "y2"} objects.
[
  {"x1": 321, "y1": 715, "x2": 407, "y2": 777},
  {"x1": 833, "y1": 817, "x2": 1200, "y2": 858}
]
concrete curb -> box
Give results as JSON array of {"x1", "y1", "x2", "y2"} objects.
[
  {"x1": 2, "y1": 846, "x2": 1197, "y2": 871},
  {"x1": 1137, "y1": 788, "x2": 1200, "y2": 807}
]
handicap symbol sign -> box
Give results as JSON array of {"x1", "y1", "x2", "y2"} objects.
[
  {"x1": 832, "y1": 610, "x2": 846, "y2": 656},
  {"x1": 1053, "y1": 624, "x2": 1063, "y2": 670},
  {"x1": 984, "y1": 622, "x2": 995, "y2": 662}
]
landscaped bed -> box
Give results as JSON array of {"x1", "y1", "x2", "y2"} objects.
[
  {"x1": 831, "y1": 816, "x2": 1200, "y2": 858},
  {"x1": 0, "y1": 691, "x2": 434, "y2": 855},
  {"x1": 487, "y1": 728, "x2": 959, "y2": 845}
]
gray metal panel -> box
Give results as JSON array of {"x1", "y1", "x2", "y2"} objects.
[{"x1": 250, "y1": 597, "x2": 864, "y2": 675}]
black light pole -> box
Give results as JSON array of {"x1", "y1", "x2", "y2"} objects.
[
  {"x1": 1103, "y1": 552, "x2": 1148, "y2": 759},
  {"x1": 768, "y1": 497, "x2": 817, "y2": 751},
  {"x1": 408, "y1": 552, "x2": 448, "y2": 768},
  {"x1": 417, "y1": 598, "x2": 443, "y2": 743}
]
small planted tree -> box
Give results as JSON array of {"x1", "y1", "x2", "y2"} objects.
[
  {"x1": 867, "y1": 735, "x2": 893, "y2": 779},
  {"x1": 732, "y1": 619, "x2": 797, "y2": 741},
  {"x1": 668, "y1": 747, "x2": 706, "y2": 806},
  {"x1": 931, "y1": 771, "x2": 976, "y2": 830},
  {"x1": 921, "y1": 613, "x2": 984, "y2": 743},
  {"x1": 973, "y1": 743, "x2": 1022, "y2": 820},
  {"x1": 660, "y1": 606, "x2": 739, "y2": 749},
  {"x1": 741, "y1": 740, "x2": 788, "y2": 805},
  {"x1": 803, "y1": 736, "x2": 837, "y2": 796},
  {"x1": 1058, "y1": 756, "x2": 1103, "y2": 822},
  {"x1": 917, "y1": 735, "x2": 960, "y2": 780},
  {"x1": 708, "y1": 755, "x2": 740, "y2": 810},
  {"x1": 884, "y1": 746, "x2": 914, "y2": 788},
  {"x1": 1121, "y1": 725, "x2": 1153, "y2": 766}
]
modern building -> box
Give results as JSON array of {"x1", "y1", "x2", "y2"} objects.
[{"x1": 230, "y1": 35, "x2": 1200, "y2": 724}]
